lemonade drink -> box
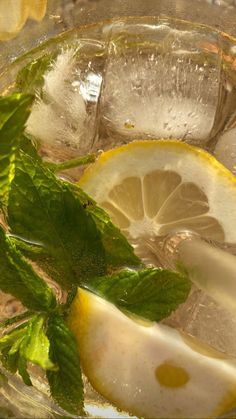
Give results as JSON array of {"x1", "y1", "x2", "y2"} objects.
[{"x1": 1, "y1": 14, "x2": 236, "y2": 419}]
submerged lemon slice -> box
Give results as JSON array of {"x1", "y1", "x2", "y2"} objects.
[
  {"x1": 69, "y1": 288, "x2": 236, "y2": 419},
  {"x1": 79, "y1": 140, "x2": 236, "y2": 250}
]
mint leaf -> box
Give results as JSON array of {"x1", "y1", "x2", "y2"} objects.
[
  {"x1": 7, "y1": 152, "x2": 140, "y2": 289},
  {"x1": 0, "y1": 94, "x2": 29, "y2": 128},
  {"x1": 20, "y1": 314, "x2": 57, "y2": 371},
  {"x1": 87, "y1": 267, "x2": 191, "y2": 322},
  {"x1": 0, "y1": 94, "x2": 33, "y2": 206},
  {"x1": 46, "y1": 314, "x2": 84, "y2": 415},
  {"x1": 16, "y1": 54, "x2": 55, "y2": 94},
  {"x1": 0, "y1": 325, "x2": 26, "y2": 352},
  {"x1": 7, "y1": 153, "x2": 106, "y2": 288},
  {"x1": 69, "y1": 183, "x2": 141, "y2": 270},
  {"x1": 19, "y1": 134, "x2": 40, "y2": 161},
  {"x1": 92, "y1": 204, "x2": 140, "y2": 268},
  {"x1": 17, "y1": 355, "x2": 32, "y2": 386},
  {"x1": 0, "y1": 323, "x2": 28, "y2": 375},
  {"x1": 0, "y1": 225, "x2": 56, "y2": 311},
  {"x1": 0, "y1": 315, "x2": 57, "y2": 386}
]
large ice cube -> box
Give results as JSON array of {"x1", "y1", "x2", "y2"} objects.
[
  {"x1": 100, "y1": 20, "x2": 220, "y2": 147},
  {"x1": 214, "y1": 128, "x2": 236, "y2": 174},
  {"x1": 26, "y1": 45, "x2": 104, "y2": 162}
]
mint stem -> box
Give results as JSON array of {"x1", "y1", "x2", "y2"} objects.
[
  {"x1": 45, "y1": 153, "x2": 97, "y2": 173},
  {"x1": 0, "y1": 311, "x2": 33, "y2": 328}
]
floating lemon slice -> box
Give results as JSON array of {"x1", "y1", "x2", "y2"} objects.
[
  {"x1": 0, "y1": 0, "x2": 47, "y2": 41},
  {"x1": 79, "y1": 140, "x2": 236, "y2": 248},
  {"x1": 69, "y1": 288, "x2": 236, "y2": 419}
]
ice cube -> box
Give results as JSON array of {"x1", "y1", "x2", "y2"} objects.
[
  {"x1": 165, "y1": 238, "x2": 236, "y2": 356},
  {"x1": 100, "y1": 20, "x2": 220, "y2": 147},
  {"x1": 165, "y1": 288, "x2": 236, "y2": 356},
  {"x1": 26, "y1": 46, "x2": 104, "y2": 161},
  {"x1": 214, "y1": 128, "x2": 236, "y2": 174},
  {"x1": 184, "y1": 293, "x2": 236, "y2": 356}
]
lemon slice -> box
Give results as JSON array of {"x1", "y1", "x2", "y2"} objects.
[
  {"x1": 79, "y1": 140, "x2": 236, "y2": 250},
  {"x1": 28, "y1": 0, "x2": 47, "y2": 21},
  {"x1": 0, "y1": 0, "x2": 47, "y2": 40},
  {"x1": 69, "y1": 288, "x2": 236, "y2": 419}
]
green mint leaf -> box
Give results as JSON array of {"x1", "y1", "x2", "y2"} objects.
[
  {"x1": 91, "y1": 204, "x2": 140, "y2": 268},
  {"x1": 0, "y1": 93, "x2": 34, "y2": 206},
  {"x1": 17, "y1": 355, "x2": 32, "y2": 386},
  {"x1": 16, "y1": 54, "x2": 55, "y2": 94},
  {"x1": 0, "y1": 326, "x2": 27, "y2": 352},
  {"x1": 46, "y1": 314, "x2": 84, "y2": 415},
  {"x1": 0, "y1": 324, "x2": 27, "y2": 375},
  {"x1": 69, "y1": 183, "x2": 141, "y2": 269},
  {"x1": 87, "y1": 267, "x2": 191, "y2": 322},
  {"x1": 7, "y1": 153, "x2": 106, "y2": 288},
  {"x1": 19, "y1": 134, "x2": 40, "y2": 161},
  {"x1": 0, "y1": 225, "x2": 56, "y2": 311},
  {"x1": 0, "y1": 94, "x2": 38, "y2": 160},
  {"x1": 7, "y1": 152, "x2": 140, "y2": 289},
  {"x1": 20, "y1": 314, "x2": 57, "y2": 371},
  {"x1": 0, "y1": 94, "x2": 32, "y2": 129},
  {"x1": 0, "y1": 315, "x2": 57, "y2": 386},
  {"x1": 1, "y1": 347, "x2": 19, "y2": 375},
  {"x1": 0, "y1": 95, "x2": 22, "y2": 128}
]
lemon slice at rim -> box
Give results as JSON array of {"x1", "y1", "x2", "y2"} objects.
[
  {"x1": 69, "y1": 288, "x2": 236, "y2": 419},
  {"x1": 0, "y1": 0, "x2": 47, "y2": 40},
  {"x1": 79, "y1": 140, "x2": 236, "y2": 247},
  {"x1": 28, "y1": 0, "x2": 47, "y2": 21}
]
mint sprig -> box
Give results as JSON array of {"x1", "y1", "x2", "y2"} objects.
[
  {"x1": 0, "y1": 92, "x2": 192, "y2": 417},
  {"x1": 0, "y1": 93, "x2": 139, "y2": 415},
  {"x1": 87, "y1": 267, "x2": 191, "y2": 322}
]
